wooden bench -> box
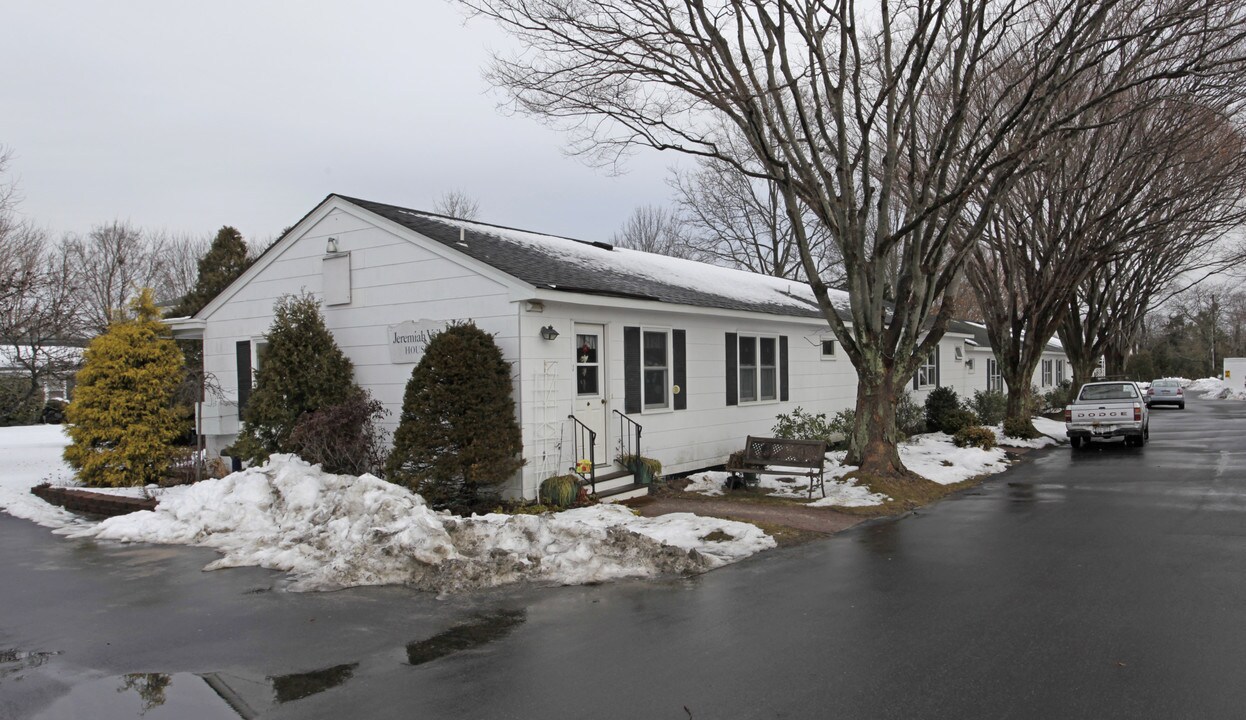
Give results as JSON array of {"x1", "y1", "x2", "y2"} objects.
[{"x1": 724, "y1": 436, "x2": 827, "y2": 499}]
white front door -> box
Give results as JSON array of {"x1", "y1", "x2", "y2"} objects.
[{"x1": 572, "y1": 323, "x2": 609, "y2": 467}]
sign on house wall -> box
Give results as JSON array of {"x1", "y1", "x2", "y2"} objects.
[{"x1": 388, "y1": 320, "x2": 445, "y2": 364}]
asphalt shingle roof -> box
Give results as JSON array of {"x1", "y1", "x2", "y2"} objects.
[{"x1": 340, "y1": 195, "x2": 834, "y2": 319}]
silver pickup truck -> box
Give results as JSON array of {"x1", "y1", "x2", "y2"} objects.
[{"x1": 1065, "y1": 381, "x2": 1150, "y2": 449}]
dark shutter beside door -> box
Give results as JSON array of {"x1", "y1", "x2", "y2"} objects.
[
  {"x1": 236, "y1": 340, "x2": 251, "y2": 418},
  {"x1": 673, "y1": 329, "x2": 687, "y2": 410},
  {"x1": 623, "y1": 326, "x2": 641, "y2": 414},
  {"x1": 725, "y1": 332, "x2": 738, "y2": 406}
]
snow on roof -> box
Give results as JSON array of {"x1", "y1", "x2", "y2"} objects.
[{"x1": 342, "y1": 196, "x2": 851, "y2": 320}]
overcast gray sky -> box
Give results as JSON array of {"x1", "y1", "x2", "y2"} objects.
[{"x1": 0, "y1": 1, "x2": 675, "y2": 246}]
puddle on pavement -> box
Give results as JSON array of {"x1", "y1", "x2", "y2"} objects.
[
  {"x1": 33, "y1": 672, "x2": 243, "y2": 720},
  {"x1": 23, "y1": 660, "x2": 366, "y2": 720},
  {"x1": 857, "y1": 521, "x2": 902, "y2": 557},
  {"x1": 406, "y1": 609, "x2": 526, "y2": 666},
  {"x1": 270, "y1": 662, "x2": 358, "y2": 704},
  {"x1": 0, "y1": 648, "x2": 62, "y2": 679},
  {"x1": 1006, "y1": 482, "x2": 1067, "y2": 506}
]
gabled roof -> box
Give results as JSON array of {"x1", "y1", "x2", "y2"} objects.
[{"x1": 339, "y1": 195, "x2": 847, "y2": 320}]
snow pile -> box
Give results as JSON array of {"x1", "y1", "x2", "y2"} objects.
[
  {"x1": 1188, "y1": 376, "x2": 1246, "y2": 400},
  {"x1": 991, "y1": 416, "x2": 1067, "y2": 448},
  {"x1": 900, "y1": 433, "x2": 1010, "y2": 484},
  {"x1": 59, "y1": 455, "x2": 773, "y2": 593}
]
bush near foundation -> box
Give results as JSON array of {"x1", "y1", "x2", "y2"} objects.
[{"x1": 386, "y1": 322, "x2": 523, "y2": 513}]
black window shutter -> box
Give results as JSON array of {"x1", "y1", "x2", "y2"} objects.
[
  {"x1": 934, "y1": 345, "x2": 941, "y2": 388},
  {"x1": 236, "y1": 340, "x2": 252, "y2": 418},
  {"x1": 780, "y1": 335, "x2": 789, "y2": 401},
  {"x1": 725, "y1": 333, "x2": 738, "y2": 406},
  {"x1": 673, "y1": 329, "x2": 687, "y2": 410},
  {"x1": 624, "y1": 326, "x2": 641, "y2": 414}
]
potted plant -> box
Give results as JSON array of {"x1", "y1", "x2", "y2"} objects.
[{"x1": 618, "y1": 454, "x2": 662, "y2": 484}]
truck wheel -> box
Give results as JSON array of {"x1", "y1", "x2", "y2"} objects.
[
  {"x1": 1178, "y1": 402, "x2": 1185, "y2": 410},
  {"x1": 1071, "y1": 437, "x2": 1084, "y2": 450}
]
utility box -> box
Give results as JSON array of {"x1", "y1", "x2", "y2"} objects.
[{"x1": 1223, "y1": 358, "x2": 1246, "y2": 384}]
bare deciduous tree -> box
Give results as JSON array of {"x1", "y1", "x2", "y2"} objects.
[
  {"x1": 1055, "y1": 103, "x2": 1246, "y2": 389},
  {"x1": 433, "y1": 189, "x2": 481, "y2": 220},
  {"x1": 671, "y1": 154, "x2": 842, "y2": 282},
  {"x1": 0, "y1": 152, "x2": 85, "y2": 420},
  {"x1": 610, "y1": 204, "x2": 699, "y2": 259},
  {"x1": 970, "y1": 85, "x2": 1246, "y2": 433},
  {"x1": 461, "y1": 0, "x2": 1246, "y2": 480},
  {"x1": 151, "y1": 230, "x2": 211, "y2": 309},
  {"x1": 64, "y1": 221, "x2": 170, "y2": 334}
]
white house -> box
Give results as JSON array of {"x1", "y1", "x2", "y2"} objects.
[{"x1": 174, "y1": 194, "x2": 1066, "y2": 500}]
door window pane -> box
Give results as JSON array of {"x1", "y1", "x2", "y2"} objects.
[{"x1": 576, "y1": 333, "x2": 599, "y2": 395}]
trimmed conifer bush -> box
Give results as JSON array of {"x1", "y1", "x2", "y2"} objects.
[
  {"x1": 924, "y1": 386, "x2": 961, "y2": 433},
  {"x1": 386, "y1": 322, "x2": 523, "y2": 512},
  {"x1": 64, "y1": 289, "x2": 190, "y2": 487},
  {"x1": 226, "y1": 293, "x2": 358, "y2": 465}
]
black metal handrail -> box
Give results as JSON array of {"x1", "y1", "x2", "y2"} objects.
[
  {"x1": 567, "y1": 415, "x2": 596, "y2": 492},
  {"x1": 613, "y1": 410, "x2": 642, "y2": 465}
]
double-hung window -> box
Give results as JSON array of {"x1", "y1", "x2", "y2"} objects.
[
  {"x1": 642, "y1": 329, "x2": 670, "y2": 410},
  {"x1": 1055, "y1": 359, "x2": 1065, "y2": 384},
  {"x1": 738, "y1": 335, "x2": 778, "y2": 402},
  {"x1": 916, "y1": 350, "x2": 937, "y2": 388},
  {"x1": 987, "y1": 358, "x2": 1002, "y2": 392},
  {"x1": 1042, "y1": 359, "x2": 1053, "y2": 387}
]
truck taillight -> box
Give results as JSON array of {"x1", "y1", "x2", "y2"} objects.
[
  {"x1": 1064, "y1": 408, "x2": 1072, "y2": 422},
  {"x1": 1134, "y1": 405, "x2": 1142, "y2": 421},
  {"x1": 1177, "y1": 388, "x2": 1183, "y2": 395}
]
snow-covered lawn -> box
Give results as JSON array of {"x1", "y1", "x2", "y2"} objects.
[
  {"x1": 0, "y1": 426, "x2": 773, "y2": 593},
  {"x1": 683, "y1": 417, "x2": 1067, "y2": 505}
]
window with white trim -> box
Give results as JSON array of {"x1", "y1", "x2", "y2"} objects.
[
  {"x1": 739, "y1": 335, "x2": 778, "y2": 402},
  {"x1": 1055, "y1": 359, "x2": 1065, "y2": 384},
  {"x1": 642, "y1": 329, "x2": 670, "y2": 410},
  {"x1": 1041, "y1": 359, "x2": 1053, "y2": 387},
  {"x1": 987, "y1": 358, "x2": 1002, "y2": 392},
  {"x1": 820, "y1": 337, "x2": 837, "y2": 360},
  {"x1": 916, "y1": 349, "x2": 937, "y2": 388}
]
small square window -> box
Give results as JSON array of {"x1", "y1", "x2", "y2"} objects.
[{"x1": 821, "y1": 339, "x2": 837, "y2": 359}]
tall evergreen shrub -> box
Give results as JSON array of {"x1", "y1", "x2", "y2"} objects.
[
  {"x1": 64, "y1": 289, "x2": 189, "y2": 487},
  {"x1": 386, "y1": 323, "x2": 523, "y2": 511},
  {"x1": 226, "y1": 293, "x2": 357, "y2": 464}
]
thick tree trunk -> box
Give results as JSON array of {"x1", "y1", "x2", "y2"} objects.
[
  {"x1": 845, "y1": 365, "x2": 916, "y2": 480},
  {"x1": 1000, "y1": 362, "x2": 1040, "y2": 436}
]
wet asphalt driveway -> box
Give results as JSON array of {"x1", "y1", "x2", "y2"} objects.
[{"x1": 4, "y1": 396, "x2": 1246, "y2": 719}]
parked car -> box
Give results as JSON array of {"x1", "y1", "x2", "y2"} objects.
[
  {"x1": 1065, "y1": 380, "x2": 1150, "y2": 449},
  {"x1": 1146, "y1": 378, "x2": 1185, "y2": 409}
]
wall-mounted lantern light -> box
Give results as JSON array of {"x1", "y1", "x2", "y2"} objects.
[
  {"x1": 540, "y1": 325, "x2": 560, "y2": 341},
  {"x1": 326, "y1": 237, "x2": 339, "y2": 254}
]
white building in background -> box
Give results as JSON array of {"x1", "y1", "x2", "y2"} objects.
[{"x1": 172, "y1": 194, "x2": 1067, "y2": 500}]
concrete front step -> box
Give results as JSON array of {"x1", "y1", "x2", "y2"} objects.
[{"x1": 595, "y1": 483, "x2": 651, "y2": 503}]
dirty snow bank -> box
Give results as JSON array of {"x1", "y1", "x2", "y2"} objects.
[
  {"x1": 991, "y1": 416, "x2": 1067, "y2": 448},
  {"x1": 1188, "y1": 377, "x2": 1246, "y2": 399},
  {"x1": 60, "y1": 455, "x2": 773, "y2": 593}
]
